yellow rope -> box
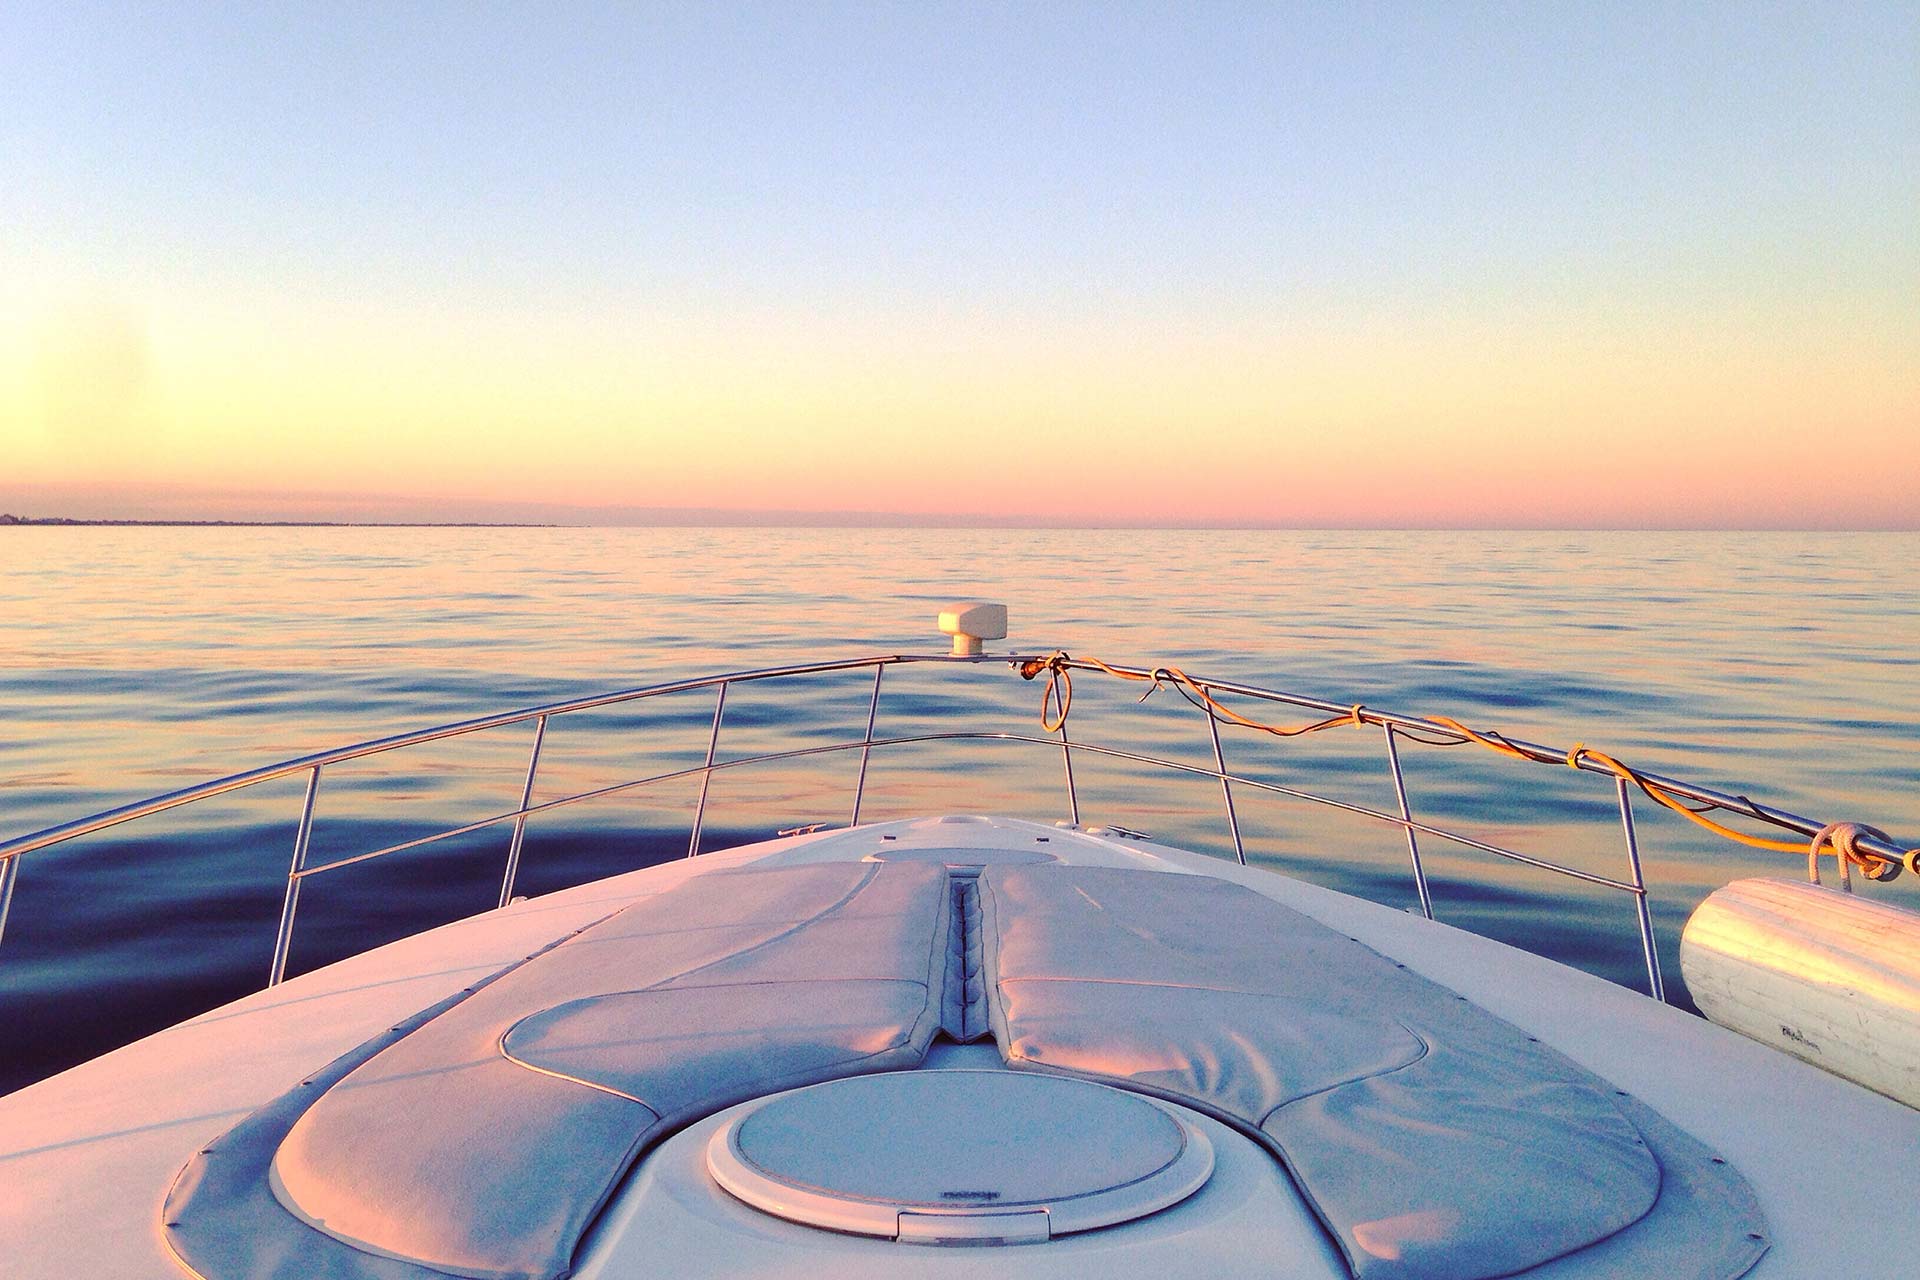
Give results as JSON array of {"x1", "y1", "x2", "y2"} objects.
[
  {"x1": 1028, "y1": 652, "x2": 1368, "y2": 739},
  {"x1": 1022, "y1": 651, "x2": 1915, "y2": 879}
]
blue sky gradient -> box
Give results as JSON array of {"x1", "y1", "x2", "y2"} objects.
[{"x1": 3, "y1": 3, "x2": 1915, "y2": 525}]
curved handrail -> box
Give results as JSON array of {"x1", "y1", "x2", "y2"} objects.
[
  {"x1": 1037, "y1": 655, "x2": 1915, "y2": 867},
  {"x1": 1, "y1": 648, "x2": 1912, "y2": 1003},
  {"x1": 4, "y1": 649, "x2": 1905, "y2": 865},
  {"x1": 0, "y1": 652, "x2": 929, "y2": 862}
]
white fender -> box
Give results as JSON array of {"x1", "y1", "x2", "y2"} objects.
[{"x1": 1681, "y1": 877, "x2": 1920, "y2": 1109}]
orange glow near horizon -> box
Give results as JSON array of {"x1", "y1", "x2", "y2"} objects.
[
  {"x1": 4, "y1": 8, "x2": 1915, "y2": 528},
  {"x1": 4, "y1": 271, "x2": 1913, "y2": 527}
]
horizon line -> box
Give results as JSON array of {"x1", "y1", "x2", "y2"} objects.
[
  {"x1": 9, "y1": 484, "x2": 1917, "y2": 532},
  {"x1": 4, "y1": 513, "x2": 1915, "y2": 534}
]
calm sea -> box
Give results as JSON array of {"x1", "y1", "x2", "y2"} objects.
[{"x1": 2, "y1": 527, "x2": 1916, "y2": 1094}]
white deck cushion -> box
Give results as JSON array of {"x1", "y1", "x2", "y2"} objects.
[
  {"x1": 164, "y1": 857, "x2": 1766, "y2": 1280},
  {"x1": 169, "y1": 861, "x2": 952, "y2": 1280},
  {"x1": 978, "y1": 865, "x2": 1766, "y2": 1280}
]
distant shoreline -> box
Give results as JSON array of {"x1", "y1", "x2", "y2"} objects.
[
  {"x1": 0, "y1": 515, "x2": 560, "y2": 528},
  {"x1": 2, "y1": 513, "x2": 1913, "y2": 532}
]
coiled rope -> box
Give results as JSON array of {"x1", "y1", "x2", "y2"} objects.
[
  {"x1": 1018, "y1": 650, "x2": 1918, "y2": 883},
  {"x1": 1806, "y1": 822, "x2": 1901, "y2": 892}
]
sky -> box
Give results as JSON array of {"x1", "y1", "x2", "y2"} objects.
[{"x1": 1, "y1": 3, "x2": 1915, "y2": 527}]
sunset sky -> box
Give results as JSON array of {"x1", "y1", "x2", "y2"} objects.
[{"x1": 2, "y1": 4, "x2": 1914, "y2": 527}]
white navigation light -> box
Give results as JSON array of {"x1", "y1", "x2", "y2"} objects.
[{"x1": 938, "y1": 601, "x2": 1008, "y2": 657}]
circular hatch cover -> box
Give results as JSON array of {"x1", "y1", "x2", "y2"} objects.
[{"x1": 706, "y1": 1070, "x2": 1213, "y2": 1245}]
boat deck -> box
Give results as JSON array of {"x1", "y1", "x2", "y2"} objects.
[{"x1": 1, "y1": 817, "x2": 1914, "y2": 1278}]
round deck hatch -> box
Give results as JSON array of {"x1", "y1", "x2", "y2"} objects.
[{"x1": 706, "y1": 1070, "x2": 1213, "y2": 1245}]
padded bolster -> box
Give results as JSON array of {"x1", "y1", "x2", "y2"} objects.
[
  {"x1": 169, "y1": 861, "x2": 953, "y2": 1280},
  {"x1": 503, "y1": 979, "x2": 940, "y2": 1117},
  {"x1": 979, "y1": 865, "x2": 1767, "y2": 1280}
]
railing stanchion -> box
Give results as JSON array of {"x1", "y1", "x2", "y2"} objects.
[
  {"x1": 1616, "y1": 776, "x2": 1666, "y2": 1001},
  {"x1": 688, "y1": 682, "x2": 729, "y2": 858},
  {"x1": 0, "y1": 852, "x2": 20, "y2": 951},
  {"x1": 498, "y1": 713, "x2": 548, "y2": 908},
  {"x1": 1205, "y1": 710, "x2": 1246, "y2": 865},
  {"x1": 1058, "y1": 716, "x2": 1081, "y2": 826},
  {"x1": 849, "y1": 664, "x2": 885, "y2": 827},
  {"x1": 1383, "y1": 725, "x2": 1435, "y2": 920},
  {"x1": 269, "y1": 765, "x2": 322, "y2": 987},
  {"x1": 5, "y1": 650, "x2": 1889, "y2": 1011}
]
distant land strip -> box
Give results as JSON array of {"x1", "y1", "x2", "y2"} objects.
[{"x1": 0, "y1": 514, "x2": 559, "y2": 528}]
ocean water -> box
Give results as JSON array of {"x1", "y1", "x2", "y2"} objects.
[{"x1": 1, "y1": 527, "x2": 1916, "y2": 1095}]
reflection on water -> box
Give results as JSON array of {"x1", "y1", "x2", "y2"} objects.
[{"x1": 1, "y1": 528, "x2": 1916, "y2": 1094}]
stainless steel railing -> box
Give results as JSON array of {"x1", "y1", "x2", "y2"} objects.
[{"x1": 2, "y1": 650, "x2": 1912, "y2": 1000}]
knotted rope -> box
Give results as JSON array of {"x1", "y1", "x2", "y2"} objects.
[
  {"x1": 1022, "y1": 651, "x2": 1367, "y2": 738},
  {"x1": 1020, "y1": 651, "x2": 1915, "y2": 881},
  {"x1": 1806, "y1": 822, "x2": 1901, "y2": 891}
]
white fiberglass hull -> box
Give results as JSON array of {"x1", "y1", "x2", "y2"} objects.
[{"x1": 1, "y1": 817, "x2": 1913, "y2": 1279}]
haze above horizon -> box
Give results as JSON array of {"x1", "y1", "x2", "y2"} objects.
[{"x1": 3, "y1": 4, "x2": 1915, "y2": 529}]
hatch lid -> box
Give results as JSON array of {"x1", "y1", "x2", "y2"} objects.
[{"x1": 706, "y1": 1070, "x2": 1212, "y2": 1245}]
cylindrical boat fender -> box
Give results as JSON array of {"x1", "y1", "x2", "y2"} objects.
[{"x1": 1680, "y1": 877, "x2": 1920, "y2": 1109}]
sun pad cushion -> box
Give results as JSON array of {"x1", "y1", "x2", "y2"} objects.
[{"x1": 978, "y1": 864, "x2": 1766, "y2": 1280}]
